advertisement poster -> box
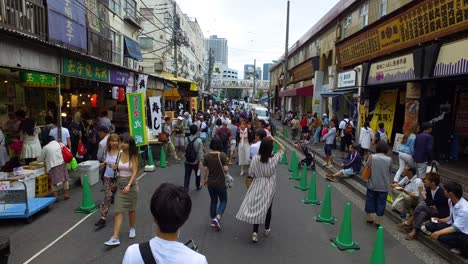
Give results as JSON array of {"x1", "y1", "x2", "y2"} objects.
[
  {"x1": 136, "y1": 74, "x2": 148, "y2": 94},
  {"x1": 148, "y1": 96, "x2": 162, "y2": 137},
  {"x1": 367, "y1": 54, "x2": 415, "y2": 85},
  {"x1": 370, "y1": 90, "x2": 398, "y2": 143},
  {"x1": 403, "y1": 99, "x2": 419, "y2": 133},
  {"x1": 47, "y1": 0, "x2": 87, "y2": 50},
  {"x1": 359, "y1": 104, "x2": 366, "y2": 129},
  {"x1": 127, "y1": 92, "x2": 148, "y2": 146}
]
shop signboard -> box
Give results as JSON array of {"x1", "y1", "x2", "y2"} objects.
[
  {"x1": 148, "y1": 96, "x2": 162, "y2": 137},
  {"x1": 359, "y1": 104, "x2": 366, "y2": 129},
  {"x1": 368, "y1": 54, "x2": 415, "y2": 85},
  {"x1": 62, "y1": 57, "x2": 108, "y2": 82},
  {"x1": 109, "y1": 69, "x2": 131, "y2": 86},
  {"x1": 434, "y1": 38, "x2": 468, "y2": 77},
  {"x1": 337, "y1": 0, "x2": 468, "y2": 68},
  {"x1": 47, "y1": 0, "x2": 87, "y2": 50},
  {"x1": 19, "y1": 71, "x2": 64, "y2": 88},
  {"x1": 137, "y1": 74, "x2": 148, "y2": 94},
  {"x1": 337, "y1": 70, "x2": 356, "y2": 88},
  {"x1": 127, "y1": 92, "x2": 148, "y2": 146},
  {"x1": 370, "y1": 90, "x2": 398, "y2": 143},
  {"x1": 404, "y1": 99, "x2": 419, "y2": 133}
]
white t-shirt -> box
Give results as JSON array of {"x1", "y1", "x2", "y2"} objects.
[
  {"x1": 250, "y1": 141, "x2": 261, "y2": 158},
  {"x1": 122, "y1": 236, "x2": 207, "y2": 264},
  {"x1": 200, "y1": 122, "x2": 207, "y2": 138},
  {"x1": 398, "y1": 176, "x2": 423, "y2": 196},
  {"x1": 49, "y1": 127, "x2": 71, "y2": 147}
]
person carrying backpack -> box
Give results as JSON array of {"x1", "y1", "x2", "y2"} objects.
[
  {"x1": 338, "y1": 113, "x2": 354, "y2": 152},
  {"x1": 374, "y1": 122, "x2": 388, "y2": 145},
  {"x1": 216, "y1": 121, "x2": 231, "y2": 155},
  {"x1": 184, "y1": 124, "x2": 204, "y2": 192}
]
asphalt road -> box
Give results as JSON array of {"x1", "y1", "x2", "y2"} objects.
[{"x1": 1, "y1": 145, "x2": 445, "y2": 264}]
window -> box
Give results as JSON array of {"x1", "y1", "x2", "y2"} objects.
[
  {"x1": 112, "y1": 31, "x2": 122, "y2": 65},
  {"x1": 380, "y1": 0, "x2": 387, "y2": 17},
  {"x1": 342, "y1": 15, "x2": 352, "y2": 38},
  {"x1": 124, "y1": 0, "x2": 136, "y2": 17},
  {"x1": 139, "y1": 37, "x2": 153, "y2": 49},
  {"x1": 109, "y1": 0, "x2": 121, "y2": 15},
  {"x1": 359, "y1": 2, "x2": 369, "y2": 27}
]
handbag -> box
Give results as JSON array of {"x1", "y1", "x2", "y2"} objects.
[
  {"x1": 244, "y1": 177, "x2": 253, "y2": 189},
  {"x1": 218, "y1": 153, "x2": 233, "y2": 188},
  {"x1": 67, "y1": 157, "x2": 78, "y2": 170},
  {"x1": 361, "y1": 155, "x2": 372, "y2": 180},
  {"x1": 59, "y1": 142, "x2": 73, "y2": 163},
  {"x1": 77, "y1": 140, "x2": 87, "y2": 156}
]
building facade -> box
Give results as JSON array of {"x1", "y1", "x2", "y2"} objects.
[
  {"x1": 263, "y1": 63, "x2": 272, "y2": 80},
  {"x1": 206, "y1": 35, "x2": 228, "y2": 66},
  {"x1": 244, "y1": 64, "x2": 262, "y2": 80}
]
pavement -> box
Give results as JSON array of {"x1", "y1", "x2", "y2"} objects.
[{"x1": 0, "y1": 144, "x2": 449, "y2": 264}]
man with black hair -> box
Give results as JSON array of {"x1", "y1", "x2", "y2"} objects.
[
  {"x1": 413, "y1": 122, "x2": 433, "y2": 179},
  {"x1": 184, "y1": 124, "x2": 204, "y2": 192},
  {"x1": 390, "y1": 166, "x2": 422, "y2": 217},
  {"x1": 423, "y1": 181, "x2": 468, "y2": 257},
  {"x1": 123, "y1": 183, "x2": 207, "y2": 264},
  {"x1": 338, "y1": 113, "x2": 354, "y2": 152},
  {"x1": 250, "y1": 129, "x2": 267, "y2": 158}
]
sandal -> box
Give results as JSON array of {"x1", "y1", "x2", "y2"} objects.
[
  {"x1": 404, "y1": 233, "x2": 416, "y2": 240},
  {"x1": 366, "y1": 220, "x2": 374, "y2": 224},
  {"x1": 397, "y1": 221, "x2": 412, "y2": 228}
]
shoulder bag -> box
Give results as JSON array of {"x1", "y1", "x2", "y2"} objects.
[
  {"x1": 59, "y1": 142, "x2": 73, "y2": 163},
  {"x1": 361, "y1": 155, "x2": 372, "y2": 180},
  {"x1": 139, "y1": 241, "x2": 156, "y2": 264},
  {"x1": 218, "y1": 153, "x2": 233, "y2": 188}
]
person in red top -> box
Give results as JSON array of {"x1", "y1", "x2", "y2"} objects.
[
  {"x1": 216, "y1": 122, "x2": 231, "y2": 155},
  {"x1": 300, "y1": 115, "x2": 309, "y2": 141}
]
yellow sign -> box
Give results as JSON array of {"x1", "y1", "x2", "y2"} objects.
[
  {"x1": 337, "y1": 0, "x2": 468, "y2": 68},
  {"x1": 370, "y1": 90, "x2": 398, "y2": 144},
  {"x1": 359, "y1": 104, "x2": 366, "y2": 129}
]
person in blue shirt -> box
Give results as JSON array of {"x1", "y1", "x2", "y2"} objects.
[
  {"x1": 394, "y1": 123, "x2": 419, "y2": 182},
  {"x1": 326, "y1": 143, "x2": 362, "y2": 181}
]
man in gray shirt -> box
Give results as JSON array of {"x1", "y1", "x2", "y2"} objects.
[{"x1": 227, "y1": 119, "x2": 238, "y2": 165}]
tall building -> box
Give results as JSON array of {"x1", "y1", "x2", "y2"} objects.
[
  {"x1": 212, "y1": 63, "x2": 238, "y2": 79},
  {"x1": 206, "y1": 35, "x2": 228, "y2": 66},
  {"x1": 263, "y1": 63, "x2": 272, "y2": 80},
  {"x1": 244, "y1": 64, "x2": 261, "y2": 80}
]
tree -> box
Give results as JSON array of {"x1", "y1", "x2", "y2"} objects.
[
  {"x1": 226, "y1": 88, "x2": 242, "y2": 99},
  {"x1": 257, "y1": 90, "x2": 264, "y2": 99}
]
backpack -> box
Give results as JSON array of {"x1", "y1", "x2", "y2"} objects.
[
  {"x1": 185, "y1": 137, "x2": 199, "y2": 163},
  {"x1": 219, "y1": 128, "x2": 229, "y2": 146},
  {"x1": 344, "y1": 120, "x2": 353, "y2": 135},
  {"x1": 379, "y1": 130, "x2": 388, "y2": 143}
]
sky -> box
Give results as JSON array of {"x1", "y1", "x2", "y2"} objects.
[{"x1": 177, "y1": 0, "x2": 341, "y2": 78}]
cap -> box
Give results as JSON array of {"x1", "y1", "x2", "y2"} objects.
[
  {"x1": 322, "y1": 113, "x2": 328, "y2": 117},
  {"x1": 183, "y1": 112, "x2": 189, "y2": 116},
  {"x1": 96, "y1": 126, "x2": 109, "y2": 133}
]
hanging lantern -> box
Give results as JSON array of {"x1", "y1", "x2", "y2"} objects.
[
  {"x1": 91, "y1": 94, "x2": 99, "y2": 108},
  {"x1": 112, "y1": 86, "x2": 119, "y2": 99},
  {"x1": 118, "y1": 87, "x2": 125, "y2": 102}
]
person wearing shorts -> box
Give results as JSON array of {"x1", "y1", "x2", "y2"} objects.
[
  {"x1": 326, "y1": 144, "x2": 361, "y2": 181},
  {"x1": 321, "y1": 120, "x2": 336, "y2": 167}
]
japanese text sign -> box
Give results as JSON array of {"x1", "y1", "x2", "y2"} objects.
[
  {"x1": 62, "y1": 57, "x2": 108, "y2": 82},
  {"x1": 19, "y1": 71, "x2": 64, "y2": 88},
  {"x1": 47, "y1": 0, "x2": 87, "y2": 50},
  {"x1": 148, "y1": 96, "x2": 162, "y2": 137},
  {"x1": 370, "y1": 90, "x2": 398, "y2": 144},
  {"x1": 368, "y1": 54, "x2": 415, "y2": 85},
  {"x1": 110, "y1": 69, "x2": 131, "y2": 86},
  {"x1": 127, "y1": 92, "x2": 148, "y2": 146}
]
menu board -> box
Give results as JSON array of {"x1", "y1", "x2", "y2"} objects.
[{"x1": 456, "y1": 92, "x2": 468, "y2": 136}]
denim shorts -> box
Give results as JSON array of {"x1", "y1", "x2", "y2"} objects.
[
  {"x1": 341, "y1": 168, "x2": 355, "y2": 177},
  {"x1": 365, "y1": 189, "x2": 388, "y2": 216},
  {"x1": 324, "y1": 144, "x2": 332, "y2": 156}
]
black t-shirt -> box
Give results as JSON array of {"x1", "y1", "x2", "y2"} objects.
[{"x1": 203, "y1": 152, "x2": 227, "y2": 187}]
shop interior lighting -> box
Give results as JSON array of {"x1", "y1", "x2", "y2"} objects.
[
  {"x1": 61, "y1": 113, "x2": 67, "y2": 117},
  {"x1": 87, "y1": 94, "x2": 90, "y2": 98},
  {"x1": 82, "y1": 102, "x2": 85, "y2": 105},
  {"x1": 4, "y1": 80, "x2": 7, "y2": 83},
  {"x1": 80, "y1": 94, "x2": 82, "y2": 97}
]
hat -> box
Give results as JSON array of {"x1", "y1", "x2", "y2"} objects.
[
  {"x1": 96, "y1": 126, "x2": 109, "y2": 133},
  {"x1": 183, "y1": 112, "x2": 189, "y2": 116},
  {"x1": 223, "y1": 121, "x2": 228, "y2": 125},
  {"x1": 322, "y1": 113, "x2": 328, "y2": 117}
]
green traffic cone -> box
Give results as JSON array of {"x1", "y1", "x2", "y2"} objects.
[
  {"x1": 280, "y1": 150, "x2": 288, "y2": 165},
  {"x1": 314, "y1": 185, "x2": 336, "y2": 224},
  {"x1": 295, "y1": 165, "x2": 309, "y2": 190},
  {"x1": 273, "y1": 141, "x2": 279, "y2": 154},
  {"x1": 159, "y1": 146, "x2": 167, "y2": 168},
  {"x1": 147, "y1": 146, "x2": 155, "y2": 166},
  {"x1": 330, "y1": 203, "x2": 360, "y2": 252},
  {"x1": 370, "y1": 226, "x2": 385, "y2": 264},
  {"x1": 284, "y1": 128, "x2": 288, "y2": 139},
  {"x1": 303, "y1": 171, "x2": 320, "y2": 205},
  {"x1": 289, "y1": 158, "x2": 300, "y2": 180},
  {"x1": 75, "y1": 175, "x2": 98, "y2": 214},
  {"x1": 289, "y1": 151, "x2": 297, "y2": 172}
]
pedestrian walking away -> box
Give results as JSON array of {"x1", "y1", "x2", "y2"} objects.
[
  {"x1": 358, "y1": 121, "x2": 373, "y2": 161},
  {"x1": 104, "y1": 134, "x2": 139, "y2": 246},
  {"x1": 202, "y1": 137, "x2": 229, "y2": 232},
  {"x1": 236, "y1": 136, "x2": 285, "y2": 243},
  {"x1": 413, "y1": 122, "x2": 433, "y2": 179},
  {"x1": 122, "y1": 183, "x2": 208, "y2": 264},
  {"x1": 184, "y1": 125, "x2": 204, "y2": 192}
]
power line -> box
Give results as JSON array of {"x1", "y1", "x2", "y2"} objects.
[{"x1": 229, "y1": 47, "x2": 282, "y2": 54}]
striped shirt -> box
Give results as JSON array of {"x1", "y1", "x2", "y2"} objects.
[{"x1": 236, "y1": 150, "x2": 283, "y2": 224}]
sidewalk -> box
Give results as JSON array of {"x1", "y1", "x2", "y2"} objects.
[{"x1": 274, "y1": 120, "x2": 468, "y2": 198}]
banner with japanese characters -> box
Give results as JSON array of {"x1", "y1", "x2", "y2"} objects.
[
  {"x1": 126, "y1": 92, "x2": 148, "y2": 146},
  {"x1": 136, "y1": 74, "x2": 148, "y2": 94},
  {"x1": 148, "y1": 96, "x2": 162, "y2": 137},
  {"x1": 370, "y1": 90, "x2": 398, "y2": 144}
]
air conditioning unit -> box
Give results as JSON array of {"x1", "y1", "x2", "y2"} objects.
[{"x1": 154, "y1": 62, "x2": 163, "y2": 71}]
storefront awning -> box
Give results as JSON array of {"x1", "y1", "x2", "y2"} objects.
[
  {"x1": 124, "y1": 36, "x2": 143, "y2": 61},
  {"x1": 211, "y1": 95, "x2": 221, "y2": 102},
  {"x1": 160, "y1": 72, "x2": 198, "y2": 91},
  {"x1": 279, "y1": 85, "x2": 314, "y2": 97},
  {"x1": 164, "y1": 86, "x2": 181, "y2": 100},
  {"x1": 321, "y1": 88, "x2": 358, "y2": 97}
]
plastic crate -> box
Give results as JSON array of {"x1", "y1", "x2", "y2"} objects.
[{"x1": 35, "y1": 174, "x2": 49, "y2": 197}]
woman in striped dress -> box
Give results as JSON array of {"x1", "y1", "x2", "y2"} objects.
[{"x1": 236, "y1": 136, "x2": 285, "y2": 243}]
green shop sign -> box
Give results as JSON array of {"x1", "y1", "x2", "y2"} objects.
[
  {"x1": 62, "y1": 57, "x2": 109, "y2": 82},
  {"x1": 126, "y1": 92, "x2": 148, "y2": 146},
  {"x1": 19, "y1": 71, "x2": 64, "y2": 87}
]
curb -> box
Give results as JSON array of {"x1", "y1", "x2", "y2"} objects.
[{"x1": 277, "y1": 136, "x2": 468, "y2": 264}]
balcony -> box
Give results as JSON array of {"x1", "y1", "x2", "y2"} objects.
[
  {"x1": 0, "y1": 0, "x2": 46, "y2": 39},
  {"x1": 123, "y1": 15, "x2": 142, "y2": 30}
]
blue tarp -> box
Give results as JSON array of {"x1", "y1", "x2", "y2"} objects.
[{"x1": 124, "y1": 36, "x2": 143, "y2": 61}]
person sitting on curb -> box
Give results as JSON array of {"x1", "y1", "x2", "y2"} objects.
[
  {"x1": 326, "y1": 143, "x2": 361, "y2": 181},
  {"x1": 390, "y1": 166, "x2": 422, "y2": 218},
  {"x1": 400, "y1": 172, "x2": 449, "y2": 240},
  {"x1": 122, "y1": 183, "x2": 208, "y2": 264},
  {"x1": 422, "y1": 181, "x2": 468, "y2": 257}
]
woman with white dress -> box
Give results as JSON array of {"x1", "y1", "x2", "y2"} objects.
[
  {"x1": 238, "y1": 120, "x2": 250, "y2": 175},
  {"x1": 359, "y1": 121, "x2": 374, "y2": 161},
  {"x1": 20, "y1": 118, "x2": 42, "y2": 164},
  {"x1": 236, "y1": 136, "x2": 285, "y2": 243}
]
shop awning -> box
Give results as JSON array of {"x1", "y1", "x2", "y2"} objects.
[
  {"x1": 211, "y1": 95, "x2": 221, "y2": 102},
  {"x1": 164, "y1": 87, "x2": 181, "y2": 100},
  {"x1": 124, "y1": 36, "x2": 143, "y2": 61},
  {"x1": 160, "y1": 72, "x2": 198, "y2": 91},
  {"x1": 321, "y1": 88, "x2": 358, "y2": 97},
  {"x1": 279, "y1": 85, "x2": 314, "y2": 97}
]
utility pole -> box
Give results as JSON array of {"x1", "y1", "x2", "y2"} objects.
[
  {"x1": 282, "y1": 0, "x2": 290, "y2": 118},
  {"x1": 206, "y1": 48, "x2": 214, "y2": 93},
  {"x1": 253, "y1": 59, "x2": 256, "y2": 102},
  {"x1": 172, "y1": 0, "x2": 179, "y2": 77}
]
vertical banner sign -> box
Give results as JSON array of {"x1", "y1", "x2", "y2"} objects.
[
  {"x1": 137, "y1": 74, "x2": 148, "y2": 94},
  {"x1": 370, "y1": 90, "x2": 398, "y2": 144},
  {"x1": 359, "y1": 104, "x2": 366, "y2": 129},
  {"x1": 47, "y1": 0, "x2": 87, "y2": 50},
  {"x1": 127, "y1": 92, "x2": 148, "y2": 146},
  {"x1": 148, "y1": 96, "x2": 162, "y2": 137}
]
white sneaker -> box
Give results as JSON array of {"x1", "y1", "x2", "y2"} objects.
[
  {"x1": 264, "y1": 229, "x2": 271, "y2": 237},
  {"x1": 252, "y1": 232, "x2": 258, "y2": 243},
  {"x1": 129, "y1": 228, "x2": 136, "y2": 239},
  {"x1": 420, "y1": 224, "x2": 432, "y2": 236},
  {"x1": 104, "y1": 237, "x2": 120, "y2": 246},
  {"x1": 450, "y1": 248, "x2": 461, "y2": 255}
]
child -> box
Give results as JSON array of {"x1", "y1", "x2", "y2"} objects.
[{"x1": 321, "y1": 124, "x2": 329, "y2": 141}]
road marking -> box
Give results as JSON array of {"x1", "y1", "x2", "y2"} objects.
[{"x1": 24, "y1": 172, "x2": 148, "y2": 264}]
